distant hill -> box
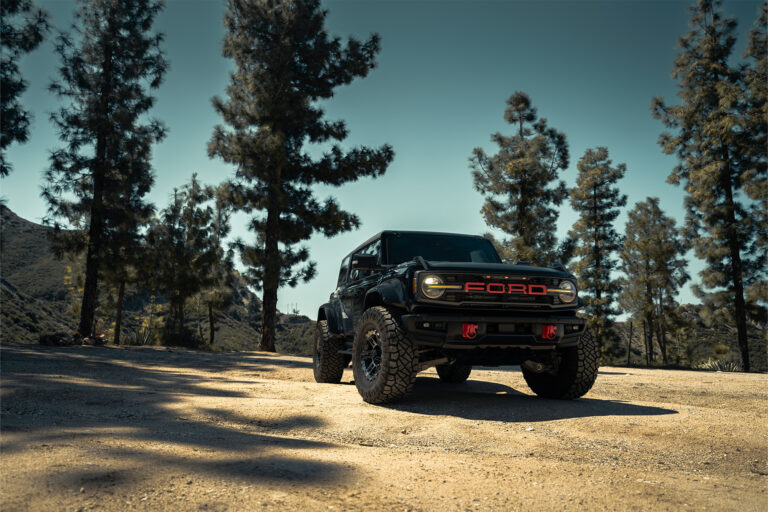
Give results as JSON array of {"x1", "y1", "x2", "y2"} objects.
[
  {"x1": 1, "y1": 205, "x2": 76, "y2": 342},
  {"x1": 0, "y1": 205, "x2": 315, "y2": 355}
]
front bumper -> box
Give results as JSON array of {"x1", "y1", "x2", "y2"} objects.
[{"x1": 400, "y1": 313, "x2": 586, "y2": 349}]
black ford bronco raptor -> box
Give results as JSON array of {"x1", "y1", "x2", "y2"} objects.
[{"x1": 313, "y1": 231, "x2": 598, "y2": 404}]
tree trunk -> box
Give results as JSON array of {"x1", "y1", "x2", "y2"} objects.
[
  {"x1": 260, "y1": 165, "x2": 282, "y2": 352},
  {"x1": 722, "y1": 164, "x2": 750, "y2": 371},
  {"x1": 642, "y1": 319, "x2": 648, "y2": 366},
  {"x1": 592, "y1": 183, "x2": 602, "y2": 351},
  {"x1": 113, "y1": 279, "x2": 125, "y2": 345},
  {"x1": 175, "y1": 301, "x2": 185, "y2": 340},
  {"x1": 627, "y1": 320, "x2": 633, "y2": 367},
  {"x1": 658, "y1": 324, "x2": 667, "y2": 365},
  {"x1": 645, "y1": 316, "x2": 656, "y2": 366},
  {"x1": 208, "y1": 302, "x2": 215, "y2": 345},
  {"x1": 657, "y1": 290, "x2": 667, "y2": 365},
  {"x1": 77, "y1": 18, "x2": 114, "y2": 339},
  {"x1": 78, "y1": 213, "x2": 102, "y2": 338}
]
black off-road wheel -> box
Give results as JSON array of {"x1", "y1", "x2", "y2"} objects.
[
  {"x1": 522, "y1": 328, "x2": 599, "y2": 399},
  {"x1": 436, "y1": 363, "x2": 472, "y2": 383},
  {"x1": 352, "y1": 307, "x2": 418, "y2": 404},
  {"x1": 313, "y1": 320, "x2": 346, "y2": 383}
]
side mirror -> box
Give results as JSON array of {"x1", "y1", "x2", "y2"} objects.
[{"x1": 351, "y1": 253, "x2": 379, "y2": 271}]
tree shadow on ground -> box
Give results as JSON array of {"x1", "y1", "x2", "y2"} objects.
[
  {"x1": 386, "y1": 375, "x2": 678, "y2": 423},
  {"x1": 0, "y1": 344, "x2": 347, "y2": 491}
]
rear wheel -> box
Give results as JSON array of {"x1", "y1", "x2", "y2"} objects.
[
  {"x1": 352, "y1": 307, "x2": 417, "y2": 404},
  {"x1": 436, "y1": 363, "x2": 472, "y2": 383},
  {"x1": 313, "y1": 320, "x2": 346, "y2": 383},
  {"x1": 522, "y1": 328, "x2": 599, "y2": 399}
]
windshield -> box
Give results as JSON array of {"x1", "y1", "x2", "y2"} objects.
[{"x1": 386, "y1": 233, "x2": 501, "y2": 265}]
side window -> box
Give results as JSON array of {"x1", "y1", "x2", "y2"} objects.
[
  {"x1": 349, "y1": 239, "x2": 381, "y2": 281},
  {"x1": 337, "y1": 256, "x2": 350, "y2": 286}
]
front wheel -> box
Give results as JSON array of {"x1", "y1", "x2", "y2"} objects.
[
  {"x1": 522, "y1": 328, "x2": 599, "y2": 399},
  {"x1": 352, "y1": 307, "x2": 417, "y2": 404}
]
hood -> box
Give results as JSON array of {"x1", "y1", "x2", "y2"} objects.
[{"x1": 420, "y1": 261, "x2": 573, "y2": 279}]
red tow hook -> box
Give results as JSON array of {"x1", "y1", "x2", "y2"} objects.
[
  {"x1": 462, "y1": 323, "x2": 478, "y2": 340},
  {"x1": 542, "y1": 324, "x2": 557, "y2": 340}
]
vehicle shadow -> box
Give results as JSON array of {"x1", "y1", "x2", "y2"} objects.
[{"x1": 386, "y1": 375, "x2": 678, "y2": 422}]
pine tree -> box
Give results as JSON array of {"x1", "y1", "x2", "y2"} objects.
[
  {"x1": 742, "y1": 3, "x2": 767, "y2": 312},
  {"x1": 470, "y1": 92, "x2": 569, "y2": 266},
  {"x1": 620, "y1": 198, "x2": 689, "y2": 366},
  {"x1": 199, "y1": 190, "x2": 235, "y2": 345},
  {"x1": 146, "y1": 175, "x2": 218, "y2": 346},
  {"x1": 652, "y1": 0, "x2": 766, "y2": 371},
  {"x1": 1, "y1": 0, "x2": 49, "y2": 176},
  {"x1": 209, "y1": 0, "x2": 393, "y2": 352},
  {"x1": 42, "y1": 0, "x2": 166, "y2": 339},
  {"x1": 569, "y1": 147, "x2": 627, "y2": 358}
]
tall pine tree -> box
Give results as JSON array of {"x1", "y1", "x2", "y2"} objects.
[
  {"x1": 569, "y1": 147, "x2": 627, "y2": 358},
  {"x1": 209, "y1": 0, "x2": 393, "y2": 352},
  {"x1": 1, "y1": 0, "x2": 49, "y2": 176},
  {"x1": 652, "y1": 0, "x2": 765, "y2": 370},
  {"x1": 742, "y1": 3, "x2": 767, "y2": 312},
  {"x1": 470, "y1": 92, "x2": 569, "y2": 266},
  {"x1": 43, "y1": 0, "x2": 166, "y2": 339},
  {"x1": 620, "y1": 198, "x2": 689, "y2": 366}
]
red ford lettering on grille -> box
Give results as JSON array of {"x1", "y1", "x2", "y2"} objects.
[{"x1": 464, "y1": 282, "x2": 548, "y2": 295}]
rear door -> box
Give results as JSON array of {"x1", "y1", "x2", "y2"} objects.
[
  {"x1": 341, "y1": 238, "x2": 382, "y2": 336},
  {"x1": 328, "y1": 256, "x2": 350, "y2": 334}
]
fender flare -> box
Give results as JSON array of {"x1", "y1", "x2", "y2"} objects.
[
  {"x1": 317, "y1": 303, "x2": 343, "y2": 335},
  {"x1": 365, "y1": 279, "x2": 407, "y2": 310}
]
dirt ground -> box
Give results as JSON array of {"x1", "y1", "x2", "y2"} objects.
[{"x1": 1, "y1": 343, "x2": 766, "y2": 511}]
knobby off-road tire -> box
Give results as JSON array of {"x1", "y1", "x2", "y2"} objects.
[
  {"x1": 522, "y1": 328, "x2": 599, "y2": 399},
  {"x1": 313, "y1": 320, "x2": 346, "y2": 383},
  {"x1": 436, "y1": 363, "x2": 472, "y2": 383},
  {"x1": 352, "y1": 306, "x2": 418, "y2": 404}
]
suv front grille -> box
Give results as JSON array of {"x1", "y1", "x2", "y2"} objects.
[{"x1": 434, "y1": 274, "x2": 566, "y2": 308}]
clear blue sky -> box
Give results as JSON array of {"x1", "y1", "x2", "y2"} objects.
[{"x1": 2, "y1": 0, "x2": 763, "y2": 318}]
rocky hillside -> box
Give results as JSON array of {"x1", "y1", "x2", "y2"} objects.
[{"x1": 0, "y1": 205, "x2": 315, "y2": 355}]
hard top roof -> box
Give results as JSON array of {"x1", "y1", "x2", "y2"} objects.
[{"x1": 345, "y1": 230, "x2": 488, "y2": 259}]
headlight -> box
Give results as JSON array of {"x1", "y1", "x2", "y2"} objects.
[
  {"x1": 557, "y1": 280, "x2": 577, "y2": 303},
  {"x1": 421, "y1": 274, "x2": 446, "y2": 299}
]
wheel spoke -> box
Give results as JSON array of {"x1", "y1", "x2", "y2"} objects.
[{"x1": 360, "y1": 328, "x2": 382, "y2": 381}]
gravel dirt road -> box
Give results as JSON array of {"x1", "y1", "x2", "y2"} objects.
[{"x1": 1, "y1": 343, "x2": 766, "y2": 511}]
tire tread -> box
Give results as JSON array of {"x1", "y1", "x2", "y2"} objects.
[{"x1": 313, "y1": 320, "x2": 346, "y2": 383}]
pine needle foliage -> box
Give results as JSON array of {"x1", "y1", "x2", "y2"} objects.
[
  {"x1": 208, "y1": 0, "x2": 393, "y2": 351},
  {"x1": 470, "y1": 92, "x2": 569, "y2": 266},
  {"x1": 652, "y1": 0, "x2": 767, "y2": 371},
  {"x1": 42, "y1": 0, "x2": 167, "y2": 339},
  {"x1": 0, "y1": 0, "x2": 49, "y2": 177},
  {"x1": 569, "y1": 147, "x2": 627, "y2": 358}
]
